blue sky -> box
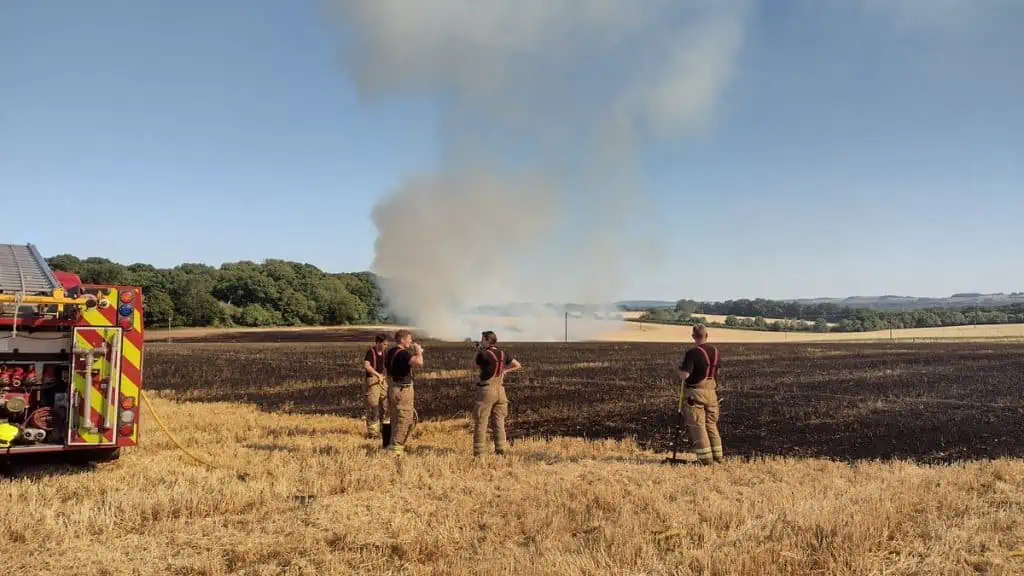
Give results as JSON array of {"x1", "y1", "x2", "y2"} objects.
[{"x1": 2, "y1": 1, "x2": 1022, "y2": 301}]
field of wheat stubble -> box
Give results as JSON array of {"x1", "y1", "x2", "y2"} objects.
[{"x1": 3, "y1": 333, "x2": 1022, "y2": 575}]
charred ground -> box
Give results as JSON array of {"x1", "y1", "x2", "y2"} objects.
[{"x1": 144, "y1": 338, "x2": 1024, "y2": 464}]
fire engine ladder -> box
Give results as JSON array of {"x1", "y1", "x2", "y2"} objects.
[{"x1": 0, "y1": 243, "x2": 92, "y2": 311}]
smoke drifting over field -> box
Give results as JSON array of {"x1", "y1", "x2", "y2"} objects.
[{"x1": 324, "y1": 0, "x2": 750, "y2": 340}]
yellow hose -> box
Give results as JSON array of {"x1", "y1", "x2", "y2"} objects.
[{"x1": 139, "y1": 389, "x2": 228, "y2": 473}]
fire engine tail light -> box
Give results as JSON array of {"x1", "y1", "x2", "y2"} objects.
[
  {"x1": 120, "y1": 397, "x2": 135, "y2": 411},
  {"x1": 118, "y1": 424, "x2": 134, "y2": 437},
  {"x1": 119, "y1": 290, "x2": 134, "y2": 304}
]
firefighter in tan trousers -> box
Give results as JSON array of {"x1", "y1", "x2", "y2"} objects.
[
  {"x1": 472, "y1": 330, "x2": 521, "y2": 457},
  {"x1": 384, "y1": 329, "x2": 424, "y2": 455},
  {"x1": 677, "y1": 324, "x2": 724, "y2": 465},
  {"x1": 360, "y1": 334, "x2": 389, "y2": 439}
]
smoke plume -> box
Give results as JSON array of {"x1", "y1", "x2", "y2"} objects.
[{"x1": 323, "y1": 0, "x2": 750, "y2": 340}]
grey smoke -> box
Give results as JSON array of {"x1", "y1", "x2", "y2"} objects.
[{"x1": 323, "y1": 0, "x2": 751, "y2": 340}]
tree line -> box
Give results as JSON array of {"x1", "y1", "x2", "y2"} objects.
[
  {"x1": 636, "y1": 298, "x2": 1024, "y2": 333},
  {"x1": 42, "y1": 253, "x2": 1024, "y2": 333},
  {"x1": 46, "y1": 255, "x2": 389, "y2": 329}
]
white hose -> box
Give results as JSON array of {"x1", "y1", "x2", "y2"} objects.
[{"x1": 11, "y1": 291, "x2": 23, "y2": 340}]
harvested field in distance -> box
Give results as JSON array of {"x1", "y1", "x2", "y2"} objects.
[
  {"x1": 145, "y1": 321, "x2": 1024, "y2": 344},
  {"x1": 602, "y1": 321, "x2": 1024, "y2": 342},
  {"x1": 145, "y1": 340, "x2": 1024, "y2": 463}
]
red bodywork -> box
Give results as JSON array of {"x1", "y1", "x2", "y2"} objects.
[{"x1": 1, "y1": 270, "x2": 145, "y2": 457}]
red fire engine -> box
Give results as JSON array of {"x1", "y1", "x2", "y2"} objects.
[{"x1": 0, "y1": 243, "x2": 144, "y2": 462}]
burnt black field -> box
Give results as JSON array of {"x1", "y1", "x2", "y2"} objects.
[{"x1": 143, "y1": 333, "x2": 1024, "y2": 464}]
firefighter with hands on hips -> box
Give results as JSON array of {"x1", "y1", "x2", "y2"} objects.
[
  {"x1": 384, "y1": 329, "x2": 424, "y2": 455},
  {"x1": 676, "y1": 324, "x2": 724, "y2": 465},
  {"x1": 471, "y1": 330, "x2": 521, "y2": 458},
  {"x1": 361, "y1": 333, "x2": 389, "y2": 439}
]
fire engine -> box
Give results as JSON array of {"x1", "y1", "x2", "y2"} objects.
[{"x1": 0, "y1": 243, "x2": 144, "y2": 462}]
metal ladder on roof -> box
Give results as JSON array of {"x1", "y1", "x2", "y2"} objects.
[
  {"x1": 0, "y1": 244, "x2": 71, "y2": 332},
  {"x1": 0, "y1": 243, "x2": 60, "y2": 296}
]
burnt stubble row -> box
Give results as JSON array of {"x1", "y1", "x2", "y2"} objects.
[{"x1": 144, "y1": 339, "x2": 1024, "y2": 463}]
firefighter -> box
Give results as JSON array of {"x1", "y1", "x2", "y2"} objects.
[
  {"x1": 361, "y1": 334, "x2": 389, "y2": 439},
  {"x1": 677, "y1": 324, "x2": 724, "y2": 465},
  {"x1": 472, "y1": 330, "x2": 521, "y2": 457},
  {"x1": 384, "y1": 329, "x2": 424, "y2": 455}
]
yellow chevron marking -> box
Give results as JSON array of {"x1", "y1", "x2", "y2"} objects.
[
  {"x1": 81, "y1": 305, "x2": 113, "y2": 327},
  {"x1": 70, "y1": 327, "x2": 122, "y2": 445},
  {"x1": 120, "y1": 374, "x2": 139, "y2": 397},
  {"x1": 123, "y1": 337, "x2": 141, "y2": 371}
]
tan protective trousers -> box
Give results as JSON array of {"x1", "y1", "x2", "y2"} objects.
[
  {"x1": 472, "y1": 376, "x2": 509, "y2": 457},
  {"x1": 386, "y1": 382, "x2": 417, "y2": 454},
  {"x1": 683, "y1": 378, "x2": 723, "y2": 464},
  {"x1": 363, "y1": 376, "x2": 388, "y2": 437}
]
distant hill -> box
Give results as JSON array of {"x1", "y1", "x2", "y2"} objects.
[
  {"x1": 789, "y1": 293, "x2": 1024, "y2": 310},
  {"x1": 613, "y1": 293, "x2": 1024, "y2": 312},
  {"x1": 615, "y1": 300, "x2": 676, "y2": 310},
  {"x1": 457, "y1": 294, "x2": 1024, "y2": 316}
]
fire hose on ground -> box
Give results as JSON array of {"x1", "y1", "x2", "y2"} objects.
[{"x1": 139, "y1": 390, "x2": 249, "y2": 481}]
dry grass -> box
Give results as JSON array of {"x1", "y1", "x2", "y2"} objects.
[
  {"x1": 5, "y1": 394, "x2": 1022, "y2": 575},
  {"x1": 148, "y1": 321, "x2": 1024, "y2": 345},
  {"x1": 600, "y1": 321, "x2": 1024, "y2": 343},
  {"x1": 621, "y1": 311, "x2": 839, "y2": 327},
  {"x1": 686, "y1": 313, "x2": 837, "y2": 327}
]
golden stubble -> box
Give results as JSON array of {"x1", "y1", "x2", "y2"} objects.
[{"x1": 3, "y1": 395, "x2": 1022, "y2": 575}]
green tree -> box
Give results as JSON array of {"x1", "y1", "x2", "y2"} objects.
[
  {"x1": 47, "y1": 254, "x2": 82, "y2": 274},
  {"x1": 674, "y1": 299, "x2": 699, "y2": 315},
  {"x1": 236, "y1": 304, "x2": 283, "y2": 327},
  {"x1": 143, "y1": 290, "x2": 175, "y2": 327}
]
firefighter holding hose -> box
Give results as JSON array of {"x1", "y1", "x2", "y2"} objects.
[
  {"x1": 677, "y1": 324, "x2": 724, "y2": 465},
  {"x1": 361, "y1": 334, "x2": 389, "y2": 439},
  {"x1": 472, "y1": 330, "x2": 521, "y2": 458},
  {"x1": 384, "y1": 329, "x2": 424, "y2": 455}
]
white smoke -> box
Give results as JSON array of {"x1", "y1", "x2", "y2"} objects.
[{"x1": 323, "y1": 0, "x2": 751, "y2": 340}]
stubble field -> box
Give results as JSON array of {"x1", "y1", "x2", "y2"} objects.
[{"x1": 5, "y1": 330, "x2": 1024, "y2": 575}]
